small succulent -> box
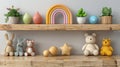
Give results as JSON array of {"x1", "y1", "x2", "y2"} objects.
[
  {"x1": 102, "y1": 7, "x2": 112, "y2": 16},
  {"x1": 76, "y1": 8, "x2": 87, "y2": 17},
  {"x1": 4, "y1": 5, "x2": 22, "y2": 22}
]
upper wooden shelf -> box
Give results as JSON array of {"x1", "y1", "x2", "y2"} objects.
[{"x1": 0, "y1": 24, "x2": 120, "y2": 30}]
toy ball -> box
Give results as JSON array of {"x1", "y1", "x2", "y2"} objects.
[
  {"x1": 89, "y1": 16, "x2": 98, "y2": 24},
  {"x1": 43, "y1": 50, "x2": 50, "y2": 57},
  {"x1": 49, "y1": 46, "x2": 58, "y2": 56}
]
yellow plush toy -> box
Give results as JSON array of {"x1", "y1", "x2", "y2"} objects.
[{"x1": 100, "y1": 38, "x2": 113, "y2": 56}]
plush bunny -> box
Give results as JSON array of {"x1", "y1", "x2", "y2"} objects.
[
  {"x1": 24, "y1": 40, "x2": 35, "y2": 56},
  {"x1": 82, "y1": 33, "x2": 99, "y2": 56},
  {"x1": 15, "y1": 39, "x2": 25, "y2": 56},
  {"x1": 4, "y1": 33, "x2": 15, "y2": 56}
]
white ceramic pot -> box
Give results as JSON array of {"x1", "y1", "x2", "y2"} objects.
[
  {"x1": 7, "y1": 17, "x2": 19, "y2": 24},
  {"x1": 77, "y1": 17, "x2": 87, "y2": 24}
]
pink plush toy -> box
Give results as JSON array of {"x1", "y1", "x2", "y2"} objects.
[{"x1": 24, "y1": 40, "x2": 35, "y2": 56}]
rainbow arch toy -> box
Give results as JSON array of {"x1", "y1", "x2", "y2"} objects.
[{"x1": 46, "y1": 4, "x2": 72, "y2": 24}]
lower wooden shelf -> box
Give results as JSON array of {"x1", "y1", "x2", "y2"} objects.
[
  {"x1": 0, "y1": 55, "x2": 120, "y2": 67},
  {"x1": 0, "y1": 24, "x2": 120, "y2": 30}
]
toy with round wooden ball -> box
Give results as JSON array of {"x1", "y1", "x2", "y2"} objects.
[
  {"x1": 89, "y1": 16, "x2": 98, "y2": 24},
  {"x1": 100, "y1": 38, "x2": 113, "y2": 56},
  {"x1": 43, "y1": 46, "x2": 58, "y2": 57},
  {"x1": 14, "y1": 39, "x2": 25, "y2": 56},
  {"x1": 82, "y1": 33, "x2": 99, "y2": 56},
  {"x1": 4, "y1": 33, "x2": 15, "y2": 56}
]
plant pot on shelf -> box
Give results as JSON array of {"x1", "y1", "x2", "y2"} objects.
[
  {"x1": 77, "y1": 17, "x2": 87, "y2": 24},
  {"x1": 101, "y1": 16, "x2": 112, "y2": 24},
  {"x1": 7, "y1": 17, "x2": 19, "y2": 24}
]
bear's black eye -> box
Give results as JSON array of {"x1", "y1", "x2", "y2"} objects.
[{"x1": 90, "y1": 38, "x2": 92, "y2": 40}]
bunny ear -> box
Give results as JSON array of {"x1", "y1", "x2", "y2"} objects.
[
  {"x1": 92, "y1": 33, "x2": 96, "y2": 37},
  {"x1": 11, "y1": 33, "x2": 15, "y2": 40},
  {"x1": 5, "y1": 33, "x2": 9, "y2": 40}
]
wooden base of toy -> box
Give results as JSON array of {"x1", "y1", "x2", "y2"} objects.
[
  {"x1": 101, "y1": 16, "x2": 112, "y2": 24},
  {"x1": 0, "y1": 55, "x2": 119, "y2": 67}
]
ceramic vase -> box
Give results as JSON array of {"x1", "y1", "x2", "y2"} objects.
[
  {"x1": 23, "y1": 13, "x2": 32, "y2": 24},
  {"x1": 77, "y1": 17, "x2": 87, "y2": 24},
  {"x1": 7, "y1": 17, "x2": 19, "y2": 24},
  {"x1": 33, "y1": 12, "x2": 42, "y2": 24}
]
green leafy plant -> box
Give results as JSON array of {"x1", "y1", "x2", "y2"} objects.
[
  {"x1": 102, "y1": 7, "x2": 112, "y2": 16},
  {"x1": 4, "y1": 6, "x2": 22, "y2": 22},
  {"x1": 76, "y1": 8, "x2": 87, "y2": 17}
]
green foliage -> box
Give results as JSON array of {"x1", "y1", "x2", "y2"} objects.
[
  {"x1": 76, "y1": 8, "x2": 87, "y2": 17},
  {"x1": 4, "y1": 6, "x2": 22, "y2": 22},
  {"x1": 102, "y1": 7, "x2": 112, "y2": 16}
]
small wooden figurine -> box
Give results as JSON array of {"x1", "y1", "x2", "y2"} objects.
[
  {"x1": 100, "y1": 38, "x2": 113, "y2": 56},
  {"x1": 4, "y1": 33, "x2": 15, "y2": 56},
  {"x1": 15, "y1": 39, "x2": 25, "y2": 56},
  {"x1": 49, "y1": 46, "x2": 58, "y2": 56},
  {"x1": 43, "y1": 50, "x2": 50, "y2": 57},
  {"x1": 60, "y1": 43, "x2": 72, "y2": 56},
  {"x1": 43, "y1": 46, "x2": 58, "y2": 57},
  {"x1": 24, "y1": 40, "x2": 35, "y2": 56}
]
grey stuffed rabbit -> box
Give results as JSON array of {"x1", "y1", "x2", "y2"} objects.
[
  {"x1": 15, "y1": 39, "x2": 25, "y2": 56},
  {"x1": 4, "y1": 33, "x2": 14, "y2": 56}
]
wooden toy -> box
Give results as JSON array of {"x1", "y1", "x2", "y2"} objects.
[
  {"x1": 33, "y1": 12, "x2": 42, "y2": 24},
  {"x1": 46, "y1": 4, "x2": 72, "y2": 24},
  {"x1": 15, "y1": 39, "x2": 25, "y2": 56},
  {"x1": 4, "y1": 33, "x2": 15, "y2": 56},
  {"x1": 43, "y1": 50, "x2": 50, "y2": 57},
  {"x1": 100, "y1": 38, "x2": 113, "y2": 56},
  {"x1": 24, "y1": 40, "x2": 35, "y2": 56},
  {"x1": 49, "y1": 46, "x2": 58, "y2": 56},
  {"x1": 60, "y1": 43, "x2": 72, "y2": 56},
  {"x1": 82, "y1": 33, "x2": 99, "y2": 56}
]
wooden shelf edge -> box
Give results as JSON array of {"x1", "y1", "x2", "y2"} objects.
[{"x1": 0, "y1": 24, "x2": 120, "y2": 30}]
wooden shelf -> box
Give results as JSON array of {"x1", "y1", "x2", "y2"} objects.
[
  {"x1": 0, "y1": 55, "x2": 119, "y2": 67},
  {"x1": 0, "y1": 24, "x2": 120, "y2": 30}
]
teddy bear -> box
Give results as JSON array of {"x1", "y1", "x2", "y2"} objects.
[
  {"x1": 82, "y1": 33, "x2": 99, "y2": 56},
  {"x1": 24, "y1": 40, "x2": 35, "y2": 56},
  {"x1": 100, "y1": 38, "x2": 113, "y2": 56}
]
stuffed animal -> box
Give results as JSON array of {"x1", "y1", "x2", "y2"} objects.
[
  {"x1": 15, "y1": 39, "x2": 25, "y2": 56},
  {"x1": 82, "y1": 33, "x2": 99, "y2": 56},
  {"x1": 4, "y1": 33, "x2": 15, "y2": 56},
  {"x1": 60, "y1": 43, "x2": 72, "y2": 56},
  {"x1": 100, "y1": 38, "x2": 113, "y2": 56},
  {"x1": 24, "y1": 40, "x2": 35, "y2": 56}
]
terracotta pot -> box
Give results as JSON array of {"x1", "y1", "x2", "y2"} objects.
[
  {"x1": 7, "y1": 17, "x2": 19, "y2": 24},
  {"x1": 33, "y1": 12, "x2": 42, "y2": 24},
  {"x1": 101, "y1": 16, "x2": 112, "y2": 24},
  {"x1": 77, "y1": 17, "x2": 87, "y2": 24}
]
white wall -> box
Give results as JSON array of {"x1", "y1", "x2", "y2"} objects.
[{"x1": 0, "y1": 0, "x2": 120, "y2": 55}]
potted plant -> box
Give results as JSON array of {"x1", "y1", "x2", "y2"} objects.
[
  {"x1": 101, "y1": 7, "x2": 112, "y2": 24},
  {"x1": 4, "y1": 6, "x2": 22, "y2": 24},
  {"x1": 76, "y1": 8, "x2": 87, "y2": 24}
]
